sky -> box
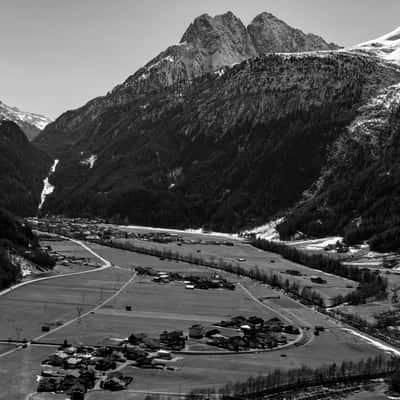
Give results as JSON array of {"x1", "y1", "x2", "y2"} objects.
[{"x1": 1, "y1": 0, "x2": 399, "y2": 119}]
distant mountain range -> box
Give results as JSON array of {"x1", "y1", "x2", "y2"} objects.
[
  {"x1": 3, "y1": 11, "x2": 400, "y2": 251},
  {"x1": 0, "y1": 100, "x2": 52, "y2": 140}
]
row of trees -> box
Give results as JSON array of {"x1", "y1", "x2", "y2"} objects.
[
  {"x1": 251, "y1": 238, "x2": 388, "y2": 305},
  {"x1": 188, "y1": 356, "x2": 398, "y2": 400}
]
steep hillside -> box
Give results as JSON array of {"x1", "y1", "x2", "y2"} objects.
[
  {"x1": 39, "y1": 53, "x2": 400, "y2": 230},
  {"x1": 0, "y1": 100, "x2": 52, "y2": 140},
  {"x1": 0, "y1": 208, "x2": 55, "y2": 289},
  {"x1": 278, "y1": 83, "x2": 400, "y2": 251},
  {"x1": 34, "y1": 11, "x2": 338, "y2": 156},
  {"x1": 0, "y1": 120, "x2": 52, "y2": 216}
]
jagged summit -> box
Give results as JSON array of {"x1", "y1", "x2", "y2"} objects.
[
  {"x1": 248, "y1": 12, "x2": 339, "y2": 54},
  {"x1": 35, "y1": 10, "x2": 341, "y2": 151}
]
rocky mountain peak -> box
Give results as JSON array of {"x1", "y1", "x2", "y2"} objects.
[
  {"x1": 180, "y1": 11, "x2": 257, "y2": 66},
  {"x1": 248, "y1": 12, "x2": 339, "y2": 54}
]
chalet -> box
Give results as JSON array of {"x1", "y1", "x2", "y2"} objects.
[{"x1": 188, "y1": 324, "x2": 205, "y2": 339}]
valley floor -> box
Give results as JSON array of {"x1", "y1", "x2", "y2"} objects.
[{"x1": 0, "y1": 228, "x2": 395, "y2": 400}]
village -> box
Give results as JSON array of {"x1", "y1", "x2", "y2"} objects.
[
  {"x1": 28, "y1": 217, "x2": 236, "y2": 247},
  {"x1": 35, "y1": 313, "x2": 301, "y2": 398}
]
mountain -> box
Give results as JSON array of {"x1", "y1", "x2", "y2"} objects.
[
  {"x1": 33, "y1": 12, "x2": 400, "y2": 238},
  {"x1": 247, "y1": 12, "x2": 339, "y2": 54},
  {"x1": 0, "y1": 100, "x2": 52, "y2": 140},
  {"x1": 352, "y1": 26, "x2": 400, "y2": 66},
  {"x1": 0, "y1": 120, "x2": 52, "y2": 216},
  {"x1": 277, "y1": 82, "x2": 400, "y2": 250},
  {"x1": 274, "y1": 29, "x2": 400, "y2": 250},
  {"x1": 35, "y1": 11, "x2": 338, "y2": 155},
  {"x1": 35, "y1": 51, "x2": 400, "y2": 230}
]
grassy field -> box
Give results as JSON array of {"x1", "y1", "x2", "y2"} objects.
[
  {"x1": 0, "y1": 346, "x2": 53, "y2": 400},
  {"x1": 108, "y1": 235, "x2": 357, "y2": 304},
  {"x1": 40, "y1": 273, "x2": 280, "y2": 344},
  {"x1": 0, "y1": 241, "x2": 390, "y2": 400},
  {"x1": 0, "y1": 267, "x2": 131, "y2": 340}
]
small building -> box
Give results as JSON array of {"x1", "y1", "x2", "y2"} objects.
[
  {"x1": 157, "y1": 349, "x2": 172, "y2": 359},
  {"x1": 188, "y1": 324, "x2": 205, "y2": 339},
  {"x1": 70, "y1": 385, "x2": 86, "y2": 400}
]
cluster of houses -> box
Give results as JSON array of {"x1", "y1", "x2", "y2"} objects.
[
  {"x1": 190, "y1": 316, "x2": 302, "y2": 352},
  {"x1": 40, "y1": 241, "x2": 101, "y2": 269},
  {"x1": 135, "y1": 266, "x2": 235, "y2": 290},
  {"x1": 38, "y1": 344, "x2": 132, "y2": 396},
  {"x1": 29, "y1": 217, "x2": 235, "y2": 247},
  {"x1": 37, "y1": 330, "x2": 188, "y2": 397}
]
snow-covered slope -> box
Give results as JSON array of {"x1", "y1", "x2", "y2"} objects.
[
  {"x1": 0, "y1": 100, "x2": 52, "y2": 140},
  {"x1": 352, "y1": 26, "x2": 400, "y2": 65}
]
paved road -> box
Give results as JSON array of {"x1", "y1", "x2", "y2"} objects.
[
  {"x1": 0, "y1": 233, "x2": 112, "y2": 299},
  {"x1": 0, "y1": 234, "x2": 127, "y2": 359}
]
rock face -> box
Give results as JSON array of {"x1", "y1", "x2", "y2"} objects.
[
  {"x1": 0, "y1": 100, "x2": 52, "y2": 140},
  {"x1": 248, "y1": 12, "x2": 339, "y2": 54},
  {"x1": 0, "y1": 120, "x2": 52, "y2": 216}
]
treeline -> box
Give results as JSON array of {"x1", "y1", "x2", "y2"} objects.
[
  {"x1": 92, "y1": 238, "x2": 325, "y2": 307},
  {"x1": 251, "y1": 238, "x2": 388, "y2": 305},
  {"x1": 188, "y1": 356, "x2": 398, "y2": 400},
  {"x1": 278, "y1": 105, "x2": 400, "y2": 253},
  {"x1": 328, "y1": 308, "x2": 400, "y2": 349},
  {"x1": 0, "y1": 248, "x2": 21, "y2": 290},
  {"x1": 0, "y1": 208, "x2": 55, "y2": 290}
]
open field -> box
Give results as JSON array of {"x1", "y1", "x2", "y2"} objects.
[
  {"x1": 0, "y1": 267, "x2": 131, "y2": 340},
  {"x1": 0, "y1": 239, "x2": 391, "y2": 400},
  {"x1": 0, "y1": 346, "x2": 53, "y2": 400},
  {"x1": 40, "y1": 273, "x2": 281, "y2": 344},
  {"x1": 108, "y1": 235, "x2": 357, "y2": 303}
]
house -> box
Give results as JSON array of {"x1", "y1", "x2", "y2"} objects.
[
  {"x1": 69, "y1": 384, "x2": 86, "y2": 400},
  {"x1": 156, "y1": 349, "x2": 172, "y2": 360},
  {"x1": 188, "y1": 324, "x2": 205, "y2": 339}
]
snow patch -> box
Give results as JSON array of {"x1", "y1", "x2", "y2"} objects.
[
  {"x1": 123, "y1": 224, "x2": 242, "y2": 241},
  {"x1": 243, "y1": 218, "x2": 284, "y2": 240},
  {"x1": 39, "y1": 159, "x2": 59, "y2": 210},
  {"x1": 353, "y1": 26, "x2": 400, "y2": 65},
  {"x1": 290, "y1": 237, "x2": 343, "y2": 251},
  {"x1": 343, "y1": 328, "x2": 400, "y2": 357},
  {"x1": 214, "y1": 68, "x2": 225, "y2": 77},
  {"x1": 80, "y1": 154, "x2": 97, "y2": 169},
  {"x1": 0, "y1": 100, "x2": 52, "y2": 131}
]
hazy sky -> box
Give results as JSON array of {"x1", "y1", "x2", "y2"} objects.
[{"x1": 1, "y1": 0, "x2": 399, "y2": 119}]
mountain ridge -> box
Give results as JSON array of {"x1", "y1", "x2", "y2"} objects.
[
  {"x1": 35, "y1": 10, "x2": 339, "y2": 154},
  {"x1": 0, "y1": 100, "x2": 52, "y2": 140}
]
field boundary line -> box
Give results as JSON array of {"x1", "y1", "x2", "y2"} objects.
[{"x1": 32, "y1": 270, "x2": 137, "y2": 342}]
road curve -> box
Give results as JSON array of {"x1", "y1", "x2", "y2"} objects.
[{"x1": 0, "y1": 233, "x2": 112, "y2": 299}]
